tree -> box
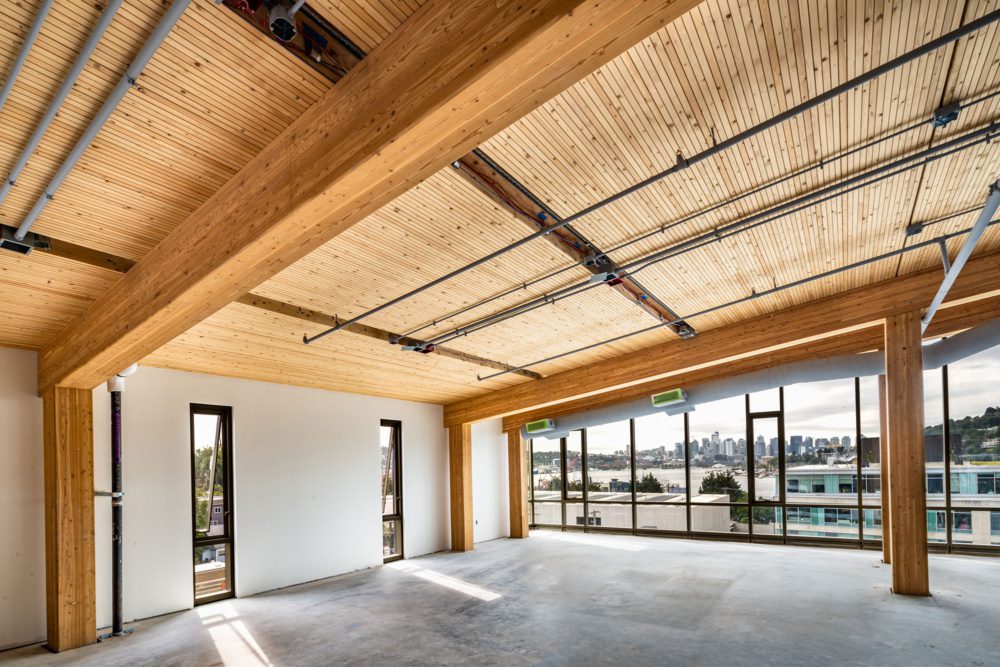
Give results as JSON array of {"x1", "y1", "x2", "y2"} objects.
[
  {"x1": 699, "y1": 470, "x2": 743, "y2": 499},
  {"x1": 636, "y1": 472, "x2": 664, "y2": 493}
]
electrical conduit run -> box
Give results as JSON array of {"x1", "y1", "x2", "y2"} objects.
[
  {"x1": 302, "y1": 8, "x2": 1000, "y2": 345},
  {"x1": 12, "y1": 0, "x2": 193, "y2": 241}
]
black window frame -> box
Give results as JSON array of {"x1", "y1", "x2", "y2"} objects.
[
  {"x1": 189, "y1": 403, "x2": 235, "y2": 605},
  {"x1": 380, "y1": 419, "x2": 404, "y2": 563}
]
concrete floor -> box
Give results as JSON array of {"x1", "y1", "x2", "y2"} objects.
[{"x1": 3, "y1": 532, "x2": 998, "y2": 666}]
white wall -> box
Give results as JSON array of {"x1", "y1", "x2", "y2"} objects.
[
  {"x1": 0, "y1": 349, "x2": 45, "y2": 650},
  {"x1": 472, "y1": 419, "x2": 509, "y2": 543},
  {"x1": 1, "y1": 357, "x2": 448, "y2": 647},
  {"x1": 92, "y1": 366, "x2": 449, "y2": 627}
]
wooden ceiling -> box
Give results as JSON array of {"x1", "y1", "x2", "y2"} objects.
[{"x1": 2, "y1": 0, "x2": 999, "y2": 403}]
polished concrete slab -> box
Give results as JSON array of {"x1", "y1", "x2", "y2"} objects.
[{"x1": 3, "y1": 531, "x2": 998, "y2": 666}]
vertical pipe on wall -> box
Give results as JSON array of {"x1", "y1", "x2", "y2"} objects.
[{"x1": 109, "y1": 389, "x2": 124, "y2": 636}]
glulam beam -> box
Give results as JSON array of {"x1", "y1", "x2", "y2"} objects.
[
  {"x1": 37, "y1": 0, "x2": 702, "y2": 392},
  {"x1": 884, "y1": 311, "x2": 929, "y2": 595},
  {"x1": 43, "y1": 386, "x2": 96, "y2": 651},
  {"x1": 449, "y1": 423, "x2": 473, "y2": 552},
  {"x1": 507, "y1": 430, "x2": 530, "y2": 538}
]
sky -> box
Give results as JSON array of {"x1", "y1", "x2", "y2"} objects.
[{"x1": 538, "y1": 344, "x2": 1000, "y2": 452}]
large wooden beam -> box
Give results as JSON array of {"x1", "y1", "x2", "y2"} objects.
[
  {"x1": 498, "y1": 293, "x2": 1000, "y2": 432},
  {"x1": 37, "y1": 0, "x2": 702, "y2": 392},
  {"x1": 448, "y1": 423, "x2": 473, "y2": 552},
  {"x1": 507, "y1": 430, "x2": 530, "y2": 538},
  {"x1": 42, "y1": 386, "x2": 96, "y2": 651},
  {"x1": 878, "y1": 374, "x2": 891, "y2": 565},
  {"x1": 884, "y1": 311, "x2": 929, "y2": 596},
  {"x1": 445, "y1": 251, "x2": 1000, "y2": 426}
]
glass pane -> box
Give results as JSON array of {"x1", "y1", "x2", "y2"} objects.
[
  {"x1": 926, "y1": 509, "x2": 947, "y2": 543},
  {"x1": 858, "y1": 376, "x2": 882, "y2": 502},
  {"x1": 194, "y1": 542, "x2": 231, "y2": 600},
  {"x1": 752, "y1": 506, "x2": 783, "y2": 536},
  {"x1": 785, "y1": 507, "x2": 858, "y2": 540},
  {"x1": 636, "y1": 504, "x2": 687, "y2": 531},
  {"x1": 634, "y1": 413, "x2": 686, "y2": 502},
  {"x1": 584, "y1": 503, "x2": 632, "y2": 529},
  {"x1": 923, "y1": 368, "x2": 946, "y2": 508},
  {"x1": 566, "y1": 502, "x2": 585, "y2": 527},
  {"x1": 751, "y1": 417, "x2": 780, "y2": 501},
  {"x1": 749, "y1": 388, "x2": 780, "y2": 412},
  {"x1": 565, "y1": 431, "x2": 584, "y2": 499},
  {"x1": 784, "y1": 378, "x2": 857, "y2": 507},
  {"x1": 946, "y1": 345, "x2": 1000, "y2": 528},
  {"x1": 688, "y1": 395, "x2": 747, "y2": 503},
  {"x1": 382, "y1": 519, "x2": 400, "y2": 557},
  {"x1": 531, "y1": 438, "x2": 561, "y2": 501},
  {"x1": 532, "y1": 501, "x2": 561, "y2": 526},
  {"x1": 380, "y1": 425, "x2": 397, "y2": 516},
  {"x1": 585, "y1": 421, "x2": 631, "y2": 496},
  {"x1": 862, "y1": 508, "x2": 883, "y2": 541},
  {"x1": 691, "y1": 503, "x2": 745, "y2": 534},
  {"x1": 192, "y1": 413, "x2": 224, "y2": 538},
  {"x1": 946, "y1": 510, "x2": 1000, "y2": 546}
]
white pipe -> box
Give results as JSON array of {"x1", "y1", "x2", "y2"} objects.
[
  {"x1": 289, "y1": 0, "x2": 307, "y2": 16},
  {"x1": 14, "y1": 0, "x2": 192, "y2": 241},
  {"x1": 0, "y1": 0, "x2": 124, "y2": 207},
  {"x1": 0, "y1": 0, "x2": 54, "y2": 114},
  {"x1": 921, "y1": 178, "x2": 1000, "y2": 332}
]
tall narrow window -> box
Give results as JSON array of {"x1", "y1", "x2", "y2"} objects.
[
  {"x1": 190, "y1": 404, "x2": 234, "y2": 604},
  {"x1": 380, "y1": 420, "x2": 404, "y2": 562}
]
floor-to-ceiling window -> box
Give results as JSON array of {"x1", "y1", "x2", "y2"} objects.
[
  {"x1": 190, "y1": 404, "x2": 234, "y2": 604},
  {"x1": 944, "y1": 345, "x2": 1000, "y2": 548},
  {"x1": 380, "y1": 420, "x2": 404, "y2": 562},
  {"x1": 528, "y1": 341, "x2": 1000, "y2": 554}
]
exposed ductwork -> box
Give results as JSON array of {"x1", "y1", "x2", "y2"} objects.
[
  {"x1": 524, "y1": 317, "x2": 1000, "y2": 441},
  {"x1": 11, "y1": 0, "x2": 192, "y2": 242},
  {"x1": 0, "y1": 0, "x2": 124, "y2": 208},
  {"x1": 0, "y1": 0, "x2": 54, "y2": 114}
]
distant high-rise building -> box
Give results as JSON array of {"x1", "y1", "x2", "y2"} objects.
[{"x1": 789, "y1": 435, "x2": 803, "y2": 456}]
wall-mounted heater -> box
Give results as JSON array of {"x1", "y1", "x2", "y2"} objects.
[
  {"x1": 651, "y1": 388, "x2": 687, "y2": 408},
  {"x1": 525, "y1": 418, "x2": 556, "y2": 435}
]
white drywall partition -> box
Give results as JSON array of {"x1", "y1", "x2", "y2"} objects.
[
  {"x1": 472, "y1": 419, "x2": 509, "y2": 543},
  {"x1": 0, "y1": 355, "x2": 448, "y2": 647},
  {"x1": 0, "y1": 349, "x2": 45, "y2": 650}
]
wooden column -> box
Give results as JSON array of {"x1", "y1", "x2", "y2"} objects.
[
  {"x1": 507, "y1": 430, "x2": 530, "y2": 538},
  {"x1": 42, "y1": 386, "x2": 96, "y2": 650},
  {"x1": 878, "y1": 374, "x2": 891, "y2": 564},
  {"x1": 448, "y1": 423, "x2": 473, "y2": 552},
  {"x1": 883, "y1": 312, "x2": 929, "y2": 595}
]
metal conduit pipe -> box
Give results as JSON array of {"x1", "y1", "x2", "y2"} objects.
[
  {"x1": 13, "y1": 0, "x2": 192, "y2": 241},
  {"x1": 478, "y1": 215, "x2": 1000, "y2": 382},
  {"x1": 0, "y1": 0, "x2": 54, "y2": 114},
  {"x1": 921, "y1": 178, "x2": 1000, "y2": 332},
  {"x1": 303, "y1": 8, "x2": 1000, "y2": 345},
  {"x1": 0, "y1": 0, "x2": 124, "y2": 207},
  {"x1": 428, "y1": 123, "x2": 1000, "y2": 348},
  {"x1": 395, "y1": 88, "x2": 1000, "y2": 342}
]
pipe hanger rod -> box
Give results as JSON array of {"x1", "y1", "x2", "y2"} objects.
[
  {"x1": 0, "y1": 0, "x2": 124, "y2": 207},
  {"x1": 922, "y1": 179, "x2": 1000, "y2": 332},
  {"x1": 395, "y1": 87, "x2": 1000, "y2": 342},
  {"x1": 13, "y1": 0, "x2": 192, "y2": 241},
  {"x1": 303, "y1": 8, "x2": 1000, "y2": 344},
  {"x1": 0, "y1": 0, "x2": 54, "y2": 114},
  {"x1": 477, "y1": 215, "x2": 1000, "y2": 381},
  {"x1": 426, "y1": 122, "x2": 999, "y2": 347}
]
